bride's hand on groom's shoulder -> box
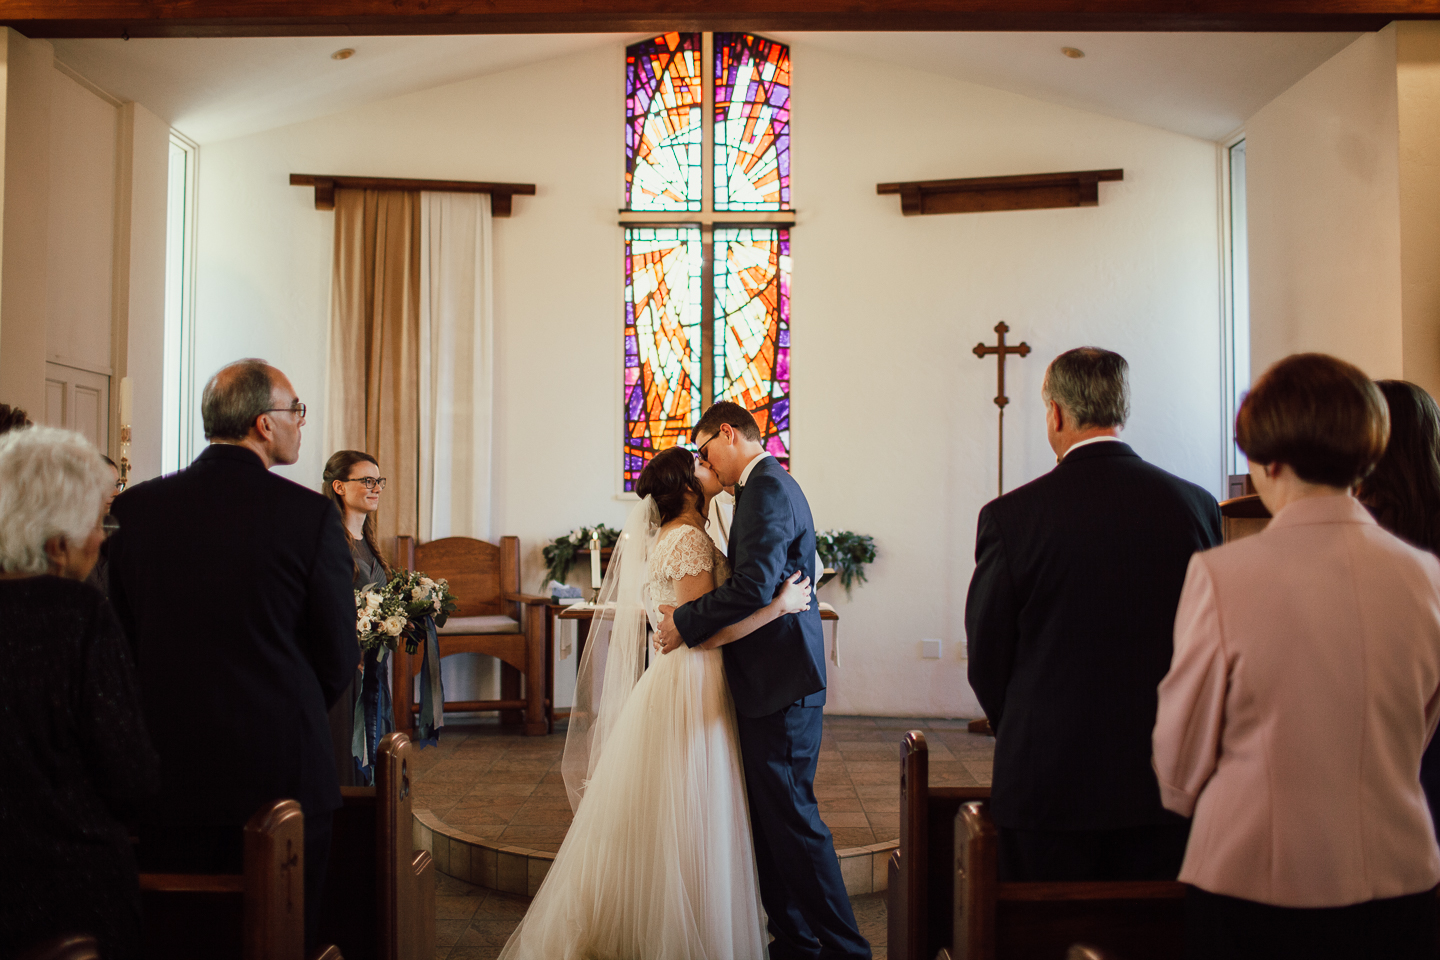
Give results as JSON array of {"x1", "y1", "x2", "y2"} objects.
[{"x1": 654, "y1": 604, "x2": 685, "y2": 655}]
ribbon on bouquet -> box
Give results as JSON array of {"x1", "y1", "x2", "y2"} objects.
[
  {"x1": 414, "y1": 616, "x2": 445, "y2": 747},
  {"x1": 351, "y1": 646, "x2": 395, "y2": 784}
]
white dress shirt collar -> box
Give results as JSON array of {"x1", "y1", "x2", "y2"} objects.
[
  {"x1": 1061, "y1": 435, "x2": 1122, "y2": 460},
  {"x1": 737, "y1": 452, "x2": 771, "y2": 486}
]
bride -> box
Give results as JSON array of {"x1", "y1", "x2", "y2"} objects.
[{"x1": 497, "y1": 446, "x2": 812, "y2": 960}]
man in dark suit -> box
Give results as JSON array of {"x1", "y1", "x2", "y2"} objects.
[
  {"x1": 966, "y1": 347, "x2": 1222, "y2": 882},
  {"x1": 656, "y1": 402, "x2": 869, "y2": 960},
  {"x1": 109, "y1": 358, "x2": 357, "y2": 943}
]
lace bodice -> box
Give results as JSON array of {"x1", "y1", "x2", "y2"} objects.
[{"x1": 648, "y1": 524, "x2": 729, "y2": 607}]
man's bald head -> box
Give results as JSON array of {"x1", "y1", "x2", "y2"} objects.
[{"x1": 202, "y1": 359, "x2": 278, "y2": 441}]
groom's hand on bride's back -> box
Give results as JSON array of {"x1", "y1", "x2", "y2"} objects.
[{"x1": 655, "y1": 604, "x2": 686, "y2": 654}]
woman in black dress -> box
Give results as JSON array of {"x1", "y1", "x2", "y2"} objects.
[
  {"x1": 0, "y1": 426, "x2": 157, "y2": 959},
  {"x1": 323, "y1": 450, "x2": 393, "y2": 786},
  {"x1": 1356, "y1": 379, "x2": 1440, "y2": 833}
]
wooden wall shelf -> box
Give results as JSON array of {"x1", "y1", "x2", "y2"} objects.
[
  {"x1": 877, "y1": 168, "x2": 1123, "y2": 217},
  {"x1": 290, "y1": 174, "x2": 536, "y2": 217}
]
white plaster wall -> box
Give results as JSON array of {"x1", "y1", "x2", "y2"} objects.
[
  {"x1": 1245, "y1": 27, "x2": 1403, "y2": 383},
  {"x1": 793, "y1": 46, "x2": 1222, "y2": 715},
  {"x1": 194, "y1": 41, "x2": 1222, "y2": 717},
  {"x1": 1, "y1": 31, "x2": 54, "y2": 415},
  {"x1": 46, "y1": 68, "x2": 116, "y2": 378},
  {"x1": 1397, "y1": 22, "x2": 1440, "y2": 401}
]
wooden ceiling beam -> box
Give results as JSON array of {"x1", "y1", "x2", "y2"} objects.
[{"x1": 2, "y1": 2, "x2": 1435, "y2": 38}]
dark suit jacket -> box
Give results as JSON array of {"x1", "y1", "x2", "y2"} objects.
[
  {"x1": 109, "y1": 444, "x2": 358, "y2": 826},
  {"x1": 672, "y1": 455, "x2": 827, "y2": 718},
  {"x1": 965, "y1": 440, "x2": 1222, "y2": 831}
]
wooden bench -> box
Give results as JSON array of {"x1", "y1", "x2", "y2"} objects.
[
  {"x1": 320, "y1": 732, "x2": 437, "y2": 960},
  {"x1": 886, "y1": 730, "x2": 992, "y2": 960},
  {"x1": 14, "y1": 934, "x2": 100, "y2": 960},
  {"x1": 940, "y1": 800, "x2": 1185, "y2": 960},
  {"x1": 140, "y1": 799, "x2": 344, "y2": 960}
]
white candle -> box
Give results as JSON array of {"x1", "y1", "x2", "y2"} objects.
[
  {"x1": 590, "y1": 530, "x2": 602, "y2": 589},
  {"x1": 119, "y1": 377, "x2": 133, "y2": 426}
]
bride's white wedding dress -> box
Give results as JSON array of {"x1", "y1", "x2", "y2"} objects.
[{"x1": 497, "y1": 524, "x2": 767, "y2": 960}]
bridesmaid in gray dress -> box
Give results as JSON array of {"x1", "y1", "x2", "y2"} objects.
[{"x1": 323, "y1": 450, "x2": 392, "y2": 786}]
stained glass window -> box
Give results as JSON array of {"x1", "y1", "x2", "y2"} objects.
[
  {"x1": 714, "y1": 33, "x2": 791, "y2": 211},
  {"x1": 626, "y1": 33, "x2": 703, "y2": 211},
  {"x1": 715, "y1": 227, "x2": 790, "y2": 466},
  {"x1": 624, "y1": 226, "x2": 703, "y2": 489},
  {"x1": 622, "y1": 33, "x2": 793, "y2": 491}
]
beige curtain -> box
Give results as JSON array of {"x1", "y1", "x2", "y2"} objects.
[{"x1": 326, "y1": 189, "x2": 422, "y2": 559}]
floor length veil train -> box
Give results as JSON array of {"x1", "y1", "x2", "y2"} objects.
[{"x1": 497, "y1": 499, "x2": 766, "y2": 960}]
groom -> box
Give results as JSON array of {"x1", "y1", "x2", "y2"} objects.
[{"x1": 657, "y1": 402, "x2": 871, "y2": 960}]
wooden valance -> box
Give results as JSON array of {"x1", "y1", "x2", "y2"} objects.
[
  {"x1": 0, "y1": 3, "x2": 1410, "y2": 39},
  {"x1": 290, "y1": 174, "x2": 536, "y2": 217},
  {"x1": 877, "y1": 169, "x2": 1123, "y2": 217}
]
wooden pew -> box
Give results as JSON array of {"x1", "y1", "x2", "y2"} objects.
[
  {"x1": 942, "y1": 800, "x2": 1185, "y2": 960},
  {"x1": 886, "y1": 730, "x2": 992, "y2": 960},
  {"x1": 14, "y1": 934, "x2": 100, "y2": 960},
  {"x1": 140, "y1": 799, "x2": 344, "y2": 960},
  {"x1": 320, "y1": 732, "x2": 437, "y2": 960}
]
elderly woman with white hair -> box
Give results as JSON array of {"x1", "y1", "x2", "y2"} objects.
[{"x1": 0, "y1": 426, "x2": 157, "y2": 960}]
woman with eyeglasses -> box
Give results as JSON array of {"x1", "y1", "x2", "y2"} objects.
[
  {"x1": 322, "y1": 450, "x2": 392, "y2": 786},
  {"x1": 0, "y1": 426, "x2": 157, "y2": 959},
  {"x1": 83, "y1": 455, "x2": 126, "y2": 601}
]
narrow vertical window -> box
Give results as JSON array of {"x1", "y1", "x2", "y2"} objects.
[
  {"x1": 715, "y1": 227, "x2": 790, "y2": 466},
  {"x1": 163, "y1": 131, "x2": 199, "y2": 473},
  {"x1": 626, "y1": 33, "x2": 703, "y2": 212},
  {"x1": 713, "y1": 33, "x2": 791, "y2": 212},
  {"x1": 624, "y1": 227, "x2": 703, "y2": 491},
  {"x1": 1224, "y1": 138, "x2": 1249, "y2": 490}
]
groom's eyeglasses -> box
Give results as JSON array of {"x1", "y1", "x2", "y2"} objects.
[
  {"x1": 342, "y1": 477, "x2": 387, "y2": 491},
  {"x1": 696, "y1": 434, "x2": 716, "y2": 463}
]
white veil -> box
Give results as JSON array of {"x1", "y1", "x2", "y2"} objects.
[{"x1": 561, "y1": 496, "x2": 663, "y2": 813}]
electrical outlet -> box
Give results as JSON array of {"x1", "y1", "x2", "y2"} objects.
[{"x1": 921, "y1": 638, "x2": 942, "y2": 660}]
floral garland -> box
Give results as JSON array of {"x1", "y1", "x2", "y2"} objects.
[
  {"x1": 542, "y1": 524, "x2": 621, "y2": 586},
  {"x1": 816, "y1": 530, "x2": 877, "y2": 598}
]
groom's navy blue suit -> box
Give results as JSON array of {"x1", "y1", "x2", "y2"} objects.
[{"x1": 673, "y1": 455, "x2": 870, "y2": 960}]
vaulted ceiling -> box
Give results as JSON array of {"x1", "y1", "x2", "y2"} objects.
[{"x1": 48, "y1": 30, "x2": 1360, "y2": 144}]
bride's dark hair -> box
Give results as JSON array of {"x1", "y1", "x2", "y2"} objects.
[{"x1": 636, "y1": 446, "x2": 706, "y2": 526}]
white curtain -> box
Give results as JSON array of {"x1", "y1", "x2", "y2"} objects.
[{"x1": 418, "y1": 191, "x2": 494, "y2": 542}]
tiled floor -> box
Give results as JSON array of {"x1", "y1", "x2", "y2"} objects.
[
  {"x1": 433, "y1": 871, "x2": 892, "y2": 960},
  {"x1": 410, "y1": 715, "x2": 994, "y2": 854}
]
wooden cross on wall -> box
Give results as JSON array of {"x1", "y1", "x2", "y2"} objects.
[{"x1": 974, "y1": 322, "x2": 1031, "y2": 497}]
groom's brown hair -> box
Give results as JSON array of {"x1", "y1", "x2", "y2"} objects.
[{"x1": 692, "y1": 401, "x2": 760, "y2": 444}]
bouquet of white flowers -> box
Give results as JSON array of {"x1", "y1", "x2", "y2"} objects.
[{"x1": 354, "y1": 570, "x2": 458, "y2": 656}]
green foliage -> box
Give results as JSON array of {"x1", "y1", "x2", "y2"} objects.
[
  {"x1": 816, "y1": 530, "x2": 877, "y2": 599},
  {"x1": 542, "y1": 524, "x2": 622, "y2": 587}
]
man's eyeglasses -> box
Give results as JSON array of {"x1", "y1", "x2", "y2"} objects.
[
  {"x1": 268, "y1": 403, "x2": 306, "y2": 419},
  {"x1": 342, "y1": 477, "x2": 387, "y2": 491},
  {"x1": 696, "y1": 434, "x2": 716, "y2": 463}
]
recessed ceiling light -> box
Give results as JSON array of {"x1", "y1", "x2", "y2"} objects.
[
  {"x1": 332, "y1": 48, "x2": 356, "y2": 61},
  {"x1": 1061, "y1": 47, "x2": 1085, "y2": 59}
]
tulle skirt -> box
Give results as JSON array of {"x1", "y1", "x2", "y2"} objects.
[{"x1": 498, "y1": 642, "x2": 766, "y2": 960}]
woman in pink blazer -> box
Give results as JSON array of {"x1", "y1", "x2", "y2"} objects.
[{"x1": 1154, "y1": 353, "x2": 1440, "y2": 960}]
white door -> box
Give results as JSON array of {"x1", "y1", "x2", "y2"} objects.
[{"x1": 43, "y1": 362, "x2": 110, "y2": 452}]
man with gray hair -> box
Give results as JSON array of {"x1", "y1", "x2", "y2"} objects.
[
  {"x1": 965, "y1": 347, "x2": 1221, "y2": 882},
  {"x1": 108, "y1": 358, "x2": 356, "y2": 946}
]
